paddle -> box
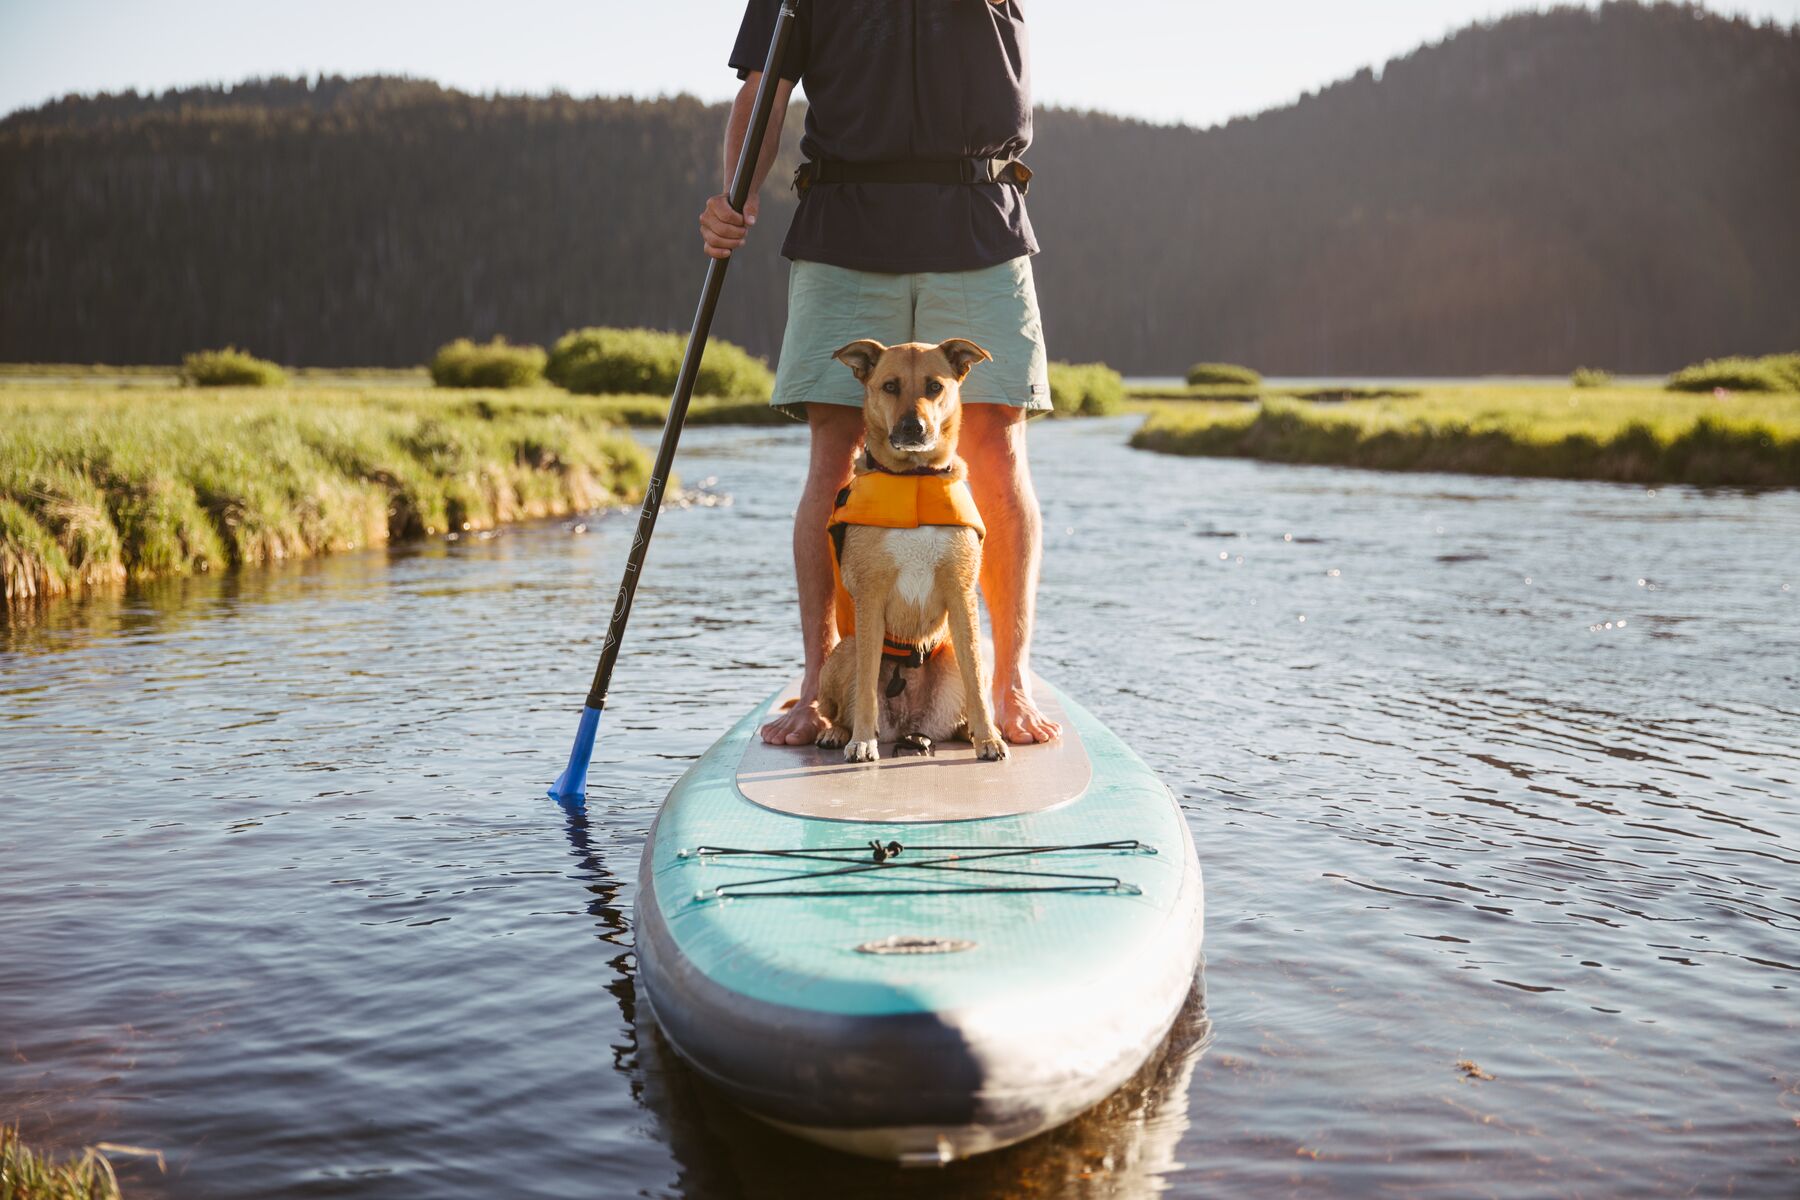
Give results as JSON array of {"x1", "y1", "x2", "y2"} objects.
[{"x1": 549, "y1": 0, "x2": 800, "y2": 803}]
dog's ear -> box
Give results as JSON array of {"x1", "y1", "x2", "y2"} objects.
[
  {"x1": 935, "y1": 338, "x2": 992, "y2": 381},
  {"x1": 832, "y1": 339, "x2": 888, "y2": 382}
]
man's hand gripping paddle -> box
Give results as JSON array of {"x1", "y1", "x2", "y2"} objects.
[{"x1": 549, "y1": 1, "x2": 798, "y2": 804}]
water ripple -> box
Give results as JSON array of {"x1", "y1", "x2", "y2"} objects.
[{"x1": 2, "y1": 418, "x2": 1798, "y2": 1196}]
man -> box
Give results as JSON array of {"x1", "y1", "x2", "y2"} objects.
[{"x1": 701, "y1": 0, "x2": 1060, "y2": 748}]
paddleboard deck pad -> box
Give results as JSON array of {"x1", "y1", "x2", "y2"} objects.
[
  {"x1": 735, "y1": 679, "x2": 1092, "y2": 822},
  {"x1": 636, "y1": 677, "x2": 1204, "y2": 1163}
]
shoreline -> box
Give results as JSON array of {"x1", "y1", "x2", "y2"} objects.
[
  {"x1": 10, "y1": 377, "x2": 1798, "y2": 617},
  {"x1": 1, "y1": 386, "x2": 655, "y2": 611},
  {"x1": 1128, "y1": 387, "x2": 1800, "y2": 488}
]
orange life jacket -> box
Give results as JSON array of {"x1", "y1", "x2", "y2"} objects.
[
  {"x1": 826, "y1": 462, "x2": 985, "y2": 661},
  {"x1": 828, "y1": 470, "x2": 987, "y2": 539}
]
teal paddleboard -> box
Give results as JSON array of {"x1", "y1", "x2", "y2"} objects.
[{"x1": 636, "y1": 678, "x2": 1204, "y2": 1163}]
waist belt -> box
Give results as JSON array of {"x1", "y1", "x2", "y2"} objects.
[{"x1": 794, "y1": 157, "x2": 1032, "y2": 194}]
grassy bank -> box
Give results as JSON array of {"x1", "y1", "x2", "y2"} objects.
[
  {"x1": 1127, "y1": 382, "x2": 1424, "y2": 404},
  {"x1": 1129, "y1": 385, "x2": 1800, "y2": 487},
  {"x1": 582, "y1": 395, "x2": 791, "y2": 427},
  {"x1": 0, "y1": 364, "x2": 433, "y2": 388},
  {"x1": 1, "y1": 385, "x2": 653, "y2": 609},
  {"x1": 1, "y1": 1123, "x2": 160, "y2": 1199}
]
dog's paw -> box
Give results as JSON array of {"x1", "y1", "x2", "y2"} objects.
[
  {"x1": 815, "y1": 725, "x2": 849, "y2": 749},
  {"x1": 974, "y1": 736, "x2": 1009, "y2": 762},
  {"x1": 844, "y1": 738, "x2": 880, "y2": 763}
]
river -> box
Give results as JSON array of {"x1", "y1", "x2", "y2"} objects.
[{"x1": 3, "y1": 416, "x2": 1796, "y2": 1197}]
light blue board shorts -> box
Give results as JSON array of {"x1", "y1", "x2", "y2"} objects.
[{"x1": 769, "y1": 255, "x2": 1052, "y2": 420}]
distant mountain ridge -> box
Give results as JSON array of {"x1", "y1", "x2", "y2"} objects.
[{"x1": 2, "y1": 1, "x2": 1795, "y2": 373}]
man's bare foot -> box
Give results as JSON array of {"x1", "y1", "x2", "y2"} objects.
[
  {"x1": 994, "y1": 683, "x2": 1060, "y2": 744},
  {"x1": 761, "y1": 697, "x2": 830, "y2": 745}
]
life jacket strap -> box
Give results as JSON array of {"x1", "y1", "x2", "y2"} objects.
[
  {"x1": 881, "y1": 638, "x2": 946, "y2": 698},
  {"x1": 882, "y1": 637, "x2": 945, "y2": 668}
]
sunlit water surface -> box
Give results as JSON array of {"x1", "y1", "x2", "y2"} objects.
[{"x1": 3, "y1": 418, "x2": 1797, "y2": 1197}]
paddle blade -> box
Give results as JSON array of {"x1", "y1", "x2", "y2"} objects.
[{"x1": 548, "y1": 705, "x2": 602, "y2": 803}]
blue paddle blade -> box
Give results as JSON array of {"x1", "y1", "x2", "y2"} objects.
[{"x1": 548, "y1": 705, "x2": 602, "y2": 803}]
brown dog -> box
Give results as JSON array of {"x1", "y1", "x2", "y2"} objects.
[{"x1": 814, "y1": 338, "x2": 1009, "y2": 764}]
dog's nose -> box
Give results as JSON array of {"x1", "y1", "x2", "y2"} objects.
[{"x1": 890, "y1": 414, "x2": 929, "y2": 447}]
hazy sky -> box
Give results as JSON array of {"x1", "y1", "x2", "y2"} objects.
[{"x1": 2, "y1": 0, "x2": 1795, "y2": 127}]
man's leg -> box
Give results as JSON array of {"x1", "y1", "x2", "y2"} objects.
[
  {"x1": 759, "y1": 403, "x2": 865, "y2": 745},
  {"x1": 959, "y1": 404, "x2": 1060, "y2": 744}
]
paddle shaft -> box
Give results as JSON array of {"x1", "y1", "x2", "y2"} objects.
[{"x1": 580, "y1": 1, "x2": 797, "y2": 712}]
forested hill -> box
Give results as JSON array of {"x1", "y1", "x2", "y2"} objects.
[{"x1": 2, "y1": 2, "x2": 1795, "y2": 374}]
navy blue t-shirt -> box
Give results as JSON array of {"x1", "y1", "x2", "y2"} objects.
[{"x1": 729, "y1": 0, "x2": 1039, "y2": 275}]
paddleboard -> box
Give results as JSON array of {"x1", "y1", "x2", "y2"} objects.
[{"x1": 635, "y1": 675, "x2": 1204, "y2": 1164}]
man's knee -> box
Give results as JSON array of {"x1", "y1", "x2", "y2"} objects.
[
  {"x1": 800, "y1": 403, "x2": 864, "y2": 499},
  {"x1": 961, "y1": 404, "x2": 1035, "y2": 506},
  {"x1": 960, "y1": 404, "x2": 1028, "y2": 466},
  {"x1": 960, "y1": 402, "x2": 1027, "y2": 436},
  {"x1": 808, "y1": 402, "x2": 865, "y2": 444},
  {"x1": 806, "y1": 399, "x2": 860, "y2": 467}
]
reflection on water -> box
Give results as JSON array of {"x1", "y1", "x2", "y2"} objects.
[{"x1": 2, "y1": 418, "x2": 1797, "y2": 1196}]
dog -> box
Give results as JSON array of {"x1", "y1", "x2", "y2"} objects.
[{"x1": 813, "y1": 338, "x2": 1009, "y2": 764}]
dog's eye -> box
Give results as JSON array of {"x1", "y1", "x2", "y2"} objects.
[
  {"x1": 882, "y1": 379, "x2": 900, "y2": 394},
  {"x1": 925, "y1": 380, "x2": 944, "y2": 397}
]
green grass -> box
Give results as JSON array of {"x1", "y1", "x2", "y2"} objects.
[
  {"x1": 0, "y1": 363, "x2": 174, "y2": 378},
  {"x1": 1130, "y1": 384, "x2": 1800, "y2": 487},
  {"x1": 0, "y1": 366, "x2": 432, "y2": 390},
  {"x1": 1127, "y1": 383, "x2": 1423, "y2": 404},
  {"x1": 580, "y1": 395, "x2": 790, "y2": 427},
  {"x1": 1, "y1": 1123, "x2": 163, "y2": 1200},
  {"x1": 1, "y1": 384, "x2": 651, "y2": 609}
]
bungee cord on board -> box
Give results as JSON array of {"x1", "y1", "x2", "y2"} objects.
[{"x1": 679, "y1": 839, "x2": 1154, "y2": 900}]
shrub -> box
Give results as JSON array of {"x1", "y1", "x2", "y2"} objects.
[
  {"x1": 1773, "y1": 353, "x2": 1800, "y2": 391},
  {"x1": 545, "y1": 327, "x2": 774, "y2": 400},
  {"x1": 180, "y1": 347, "x2": 286, "y2": 388},
  {"x1": 1047, "y1": 361, "x2": 1125, "y2": 417},
  {"x1": 429, "y1": 337, "x2": 547, "y2": 389},
  {"x1": 1666, "y1": 353, "x2": 1800, "y2": 394},
  {"x1": 1185, "y1": 361, "x2": 1262, "y2": 387},
  {"x1": 1571, "y1": 367, "x2": 1612, "y2": 388}
]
